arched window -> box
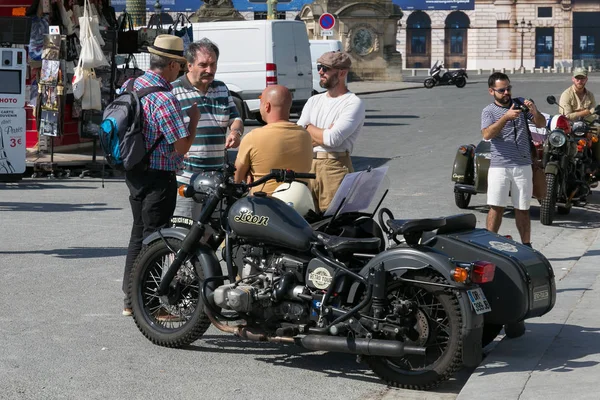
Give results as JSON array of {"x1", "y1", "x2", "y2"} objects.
[
  {"x1": 444, "y1": 12, "x2": 470, "y2": 68},
  {"x1": 406, "y1": 12, "x2": 432, "y2": 68}
]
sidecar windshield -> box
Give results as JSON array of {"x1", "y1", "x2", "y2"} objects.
[{"x1": 324, "y1": 166, "x2": 390, "y2": 217}]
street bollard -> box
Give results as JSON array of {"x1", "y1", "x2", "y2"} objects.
[
  {"x1": 511, "y1": 68, "x2": 516, "y2": 74},
  {"x1": 501, "y1": 68, "x2": 506, "y2": 73},
  {"x1": 477, "y1": 68, "x2": 482, "y2": 75},
  {"x1": 589, "y1": 66, "x2": 593, "y2": 73},
  {"x1": 411, "y1": 69, "x2": 417, "y2": 77}
]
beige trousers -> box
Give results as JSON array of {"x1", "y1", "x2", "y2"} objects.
[{"x1": 310, "y1": 154, "x2": 354, "y2": 212}]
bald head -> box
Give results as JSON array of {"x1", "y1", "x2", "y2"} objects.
[{"x1": 259, "y1": 85, "x2": 292, "y2": 123}]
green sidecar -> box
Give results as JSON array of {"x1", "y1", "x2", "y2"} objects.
[{"x1": 451, "y1": 141, "x2": 491, "y2": 208}]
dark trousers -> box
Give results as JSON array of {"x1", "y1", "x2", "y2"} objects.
[{"x1": 123, "y1": 169, "x2": 177, "y2": 307}]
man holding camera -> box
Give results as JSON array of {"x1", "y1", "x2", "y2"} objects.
[{"x1": 481, "y1": 72, "x2": 546, "y2": 248}]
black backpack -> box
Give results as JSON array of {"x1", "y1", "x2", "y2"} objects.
[{"x1": 98, "y1": 79, "x2": 166, "y2": 171}]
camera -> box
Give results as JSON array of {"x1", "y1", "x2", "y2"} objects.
[{"x1": 512, "y1": 97, "x2": 530, "y2": 113}]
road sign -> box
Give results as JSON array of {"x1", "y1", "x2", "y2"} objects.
[
  {"x1": 319, "y1": 13, "x2": 335, "y2": 30},
  {"x1": 321, "y1": 30, "x2": 333, "y2": 37}
]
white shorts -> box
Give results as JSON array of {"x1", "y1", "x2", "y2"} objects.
[{"x1": 487, "y1": 166, "x2": 533, "y2": 210}]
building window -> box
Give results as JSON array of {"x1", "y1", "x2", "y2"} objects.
[
  {"x1": 538, "y1": 7, "x2": 552, "y2": 18},
  {"x1": 411, "y1": 35, "x2": 426, "y2": 54},
  {"x1": 450, "y1": 33, "x2": 463, "y2": 54},
  {"x1": 497, "y1": 21, "x2": 510, "y2": 49},
  {"x1": 580, "y1": 36, "x2": 596, "y2": 53}
]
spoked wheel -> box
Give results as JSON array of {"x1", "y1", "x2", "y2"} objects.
[
  {"x1": 454, "y1": 191, "x2": 471, "y2": 209},
  {"x1": 424, "y1": 78, "x2": 435, "y2": 89},
  {"x1": 365, "y1": 273, "x2": 463, "y2": 390},
  {"x1": 129, "y1": 238, "x2": 211, "y2": 347},
  {"x1": 540, "y1": 173, "x2": 558, "y2": 225}
]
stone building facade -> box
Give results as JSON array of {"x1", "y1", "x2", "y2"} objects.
[{"x1": 397, "y1": 0, "x2": 600, "y2": 71}]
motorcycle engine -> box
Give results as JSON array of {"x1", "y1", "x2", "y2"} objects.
[{"x1": 212, "y1": 246, "x2": 313, "y2": 322}]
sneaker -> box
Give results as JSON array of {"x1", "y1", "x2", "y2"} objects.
[
  {"x1": 155, "y1": 310, "x2": 184, "y2": 323},
  {"x1": 122, "y1": 308, "x2": 133, "y2": 316}
]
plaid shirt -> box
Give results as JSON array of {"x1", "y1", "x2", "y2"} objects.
[{"x1": 122, "y1": 71, "x2": 189, "y2": 171}]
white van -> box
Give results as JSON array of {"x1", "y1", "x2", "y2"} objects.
[
  {"x1": 309, "y1": 39, "x2": 342, "y2": 94},
  {"x1": 191, "y1": 20, "x2": 313, "y2": 123}
]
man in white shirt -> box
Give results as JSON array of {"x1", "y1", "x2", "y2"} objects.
[{"x1": 297, "y1": 51, "x2": 365, "y2": 212}]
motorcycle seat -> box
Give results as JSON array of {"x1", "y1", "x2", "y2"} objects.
[
  {"x1": 436, "y1": 213, "x2": 477, "y2": 234},
  {"x1": 315, "y1": 232, "x2": 381, "y2": 254},
  {"x1": 386, "y1": 217, "x2": 446, "y2": 236}
]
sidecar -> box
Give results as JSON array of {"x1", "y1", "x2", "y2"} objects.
[
  {"x1": 428, "y1": 213, "x2": 556, "y2": 343},
  {"x1": 451, "y1": 141, "x2": 490, "y2": 209}
]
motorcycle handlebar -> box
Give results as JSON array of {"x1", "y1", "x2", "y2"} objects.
[{"x1": 247, "y1": 169, "x2": 316, "y2": 188}]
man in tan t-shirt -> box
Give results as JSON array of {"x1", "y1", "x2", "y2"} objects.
[
  {"x1": 559, "y1": 67, "x2": 597, "y2": 122},
  {"x1": 234, "y1": 85, "x2": 313, "y2": 195}
]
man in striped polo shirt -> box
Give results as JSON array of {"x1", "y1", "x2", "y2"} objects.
[
  {"x1": 172, "y1": 38, "x2": 244, "y2": 219},
  {"x1": 481, "y1": 72, "x2": 546, "y2": 247}
]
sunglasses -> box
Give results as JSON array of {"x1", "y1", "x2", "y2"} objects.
[
  {"x1": 317, "y1": 64, "x2": 331, "y2": 73},
  {"x1": 492, "y1": 85, "x2": 512, "y2": 94}
]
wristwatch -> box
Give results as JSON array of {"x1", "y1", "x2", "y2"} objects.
[
  {"x1": 303, "y1": 124, "x2": 310, "y2": 130},
  {"x1": 231, "y1": 128, "x2": 243, "y2": 137}
]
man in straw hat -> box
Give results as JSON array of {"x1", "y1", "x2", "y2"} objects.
[
  {"x1": 122, "y1": 35, "x2": 200, "y2": 318},
  {"x1": 297, "y1": 51, "x2": 365, "y2": 212}
]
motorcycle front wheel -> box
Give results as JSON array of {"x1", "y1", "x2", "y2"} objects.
[
  {"x1": 540, "y1": 173, "x2": 558, "y2": 225},
  {"x1": 129, "y1": 238, "x2": 212, "y2": 347},
  {"x1": 455, "y1": 77, "x2": 467, "y2": 88},
  {"x1": 366, "y1": 273, "x2": 463, "y2": 390},
  {"x1": 424, "y1": 78, "x2": 435, "y2": 89}
]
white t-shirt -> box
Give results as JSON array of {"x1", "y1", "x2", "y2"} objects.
[{"x1": 297, "y1": 91, "x2": 365, "y2": 154}]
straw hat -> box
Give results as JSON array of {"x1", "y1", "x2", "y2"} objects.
[{"x1": 148, "y1": 35, "x2": 187, "y2": 64}]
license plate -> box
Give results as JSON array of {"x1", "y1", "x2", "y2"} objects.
[{"x1": 467, "y1": 288, "x2": 492, "y2": 315}]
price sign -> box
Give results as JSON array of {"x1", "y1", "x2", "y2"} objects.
[{"x1": 0, "y1": 108, "x2": 26, "y2": 175}]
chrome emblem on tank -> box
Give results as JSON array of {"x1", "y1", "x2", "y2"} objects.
[{"x1": 233, "y1": 210, "x2": 269, "y2": 226}]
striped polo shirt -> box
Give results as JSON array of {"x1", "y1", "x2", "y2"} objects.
[
  {"x1": 481, "y1": 101, "x2": 534, "y2": 168},
  {"x1": 171, "y1": 75, "x2": 241, "y2": 171}
]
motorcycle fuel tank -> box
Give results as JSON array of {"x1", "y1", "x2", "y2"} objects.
[{"x1": 228, "y1": 195, "x2": 314, "y2": 252}]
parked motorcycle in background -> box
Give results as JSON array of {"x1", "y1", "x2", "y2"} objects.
[
  {"x1": 424, "y1": 60, "x2": 468, "y2": 89},
  {"x1": 540, "y1": 96, "x2": 600, "y2": 225}
]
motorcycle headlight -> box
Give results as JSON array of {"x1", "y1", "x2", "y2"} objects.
[{"x1": 548, "y1": 130, "x2": 567, "y2": 147}]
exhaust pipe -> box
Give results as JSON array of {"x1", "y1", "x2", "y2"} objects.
[{"x1": 300, "y1": 335, "x2": 427, "y2": 357}]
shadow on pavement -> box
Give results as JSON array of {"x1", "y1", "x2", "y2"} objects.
[
  {"x1": 0, "y1": 202, "x2": 121, "y2": 212},
  {"x1": 477, "y1": 322, "x2": 600, "y2": 376},
  {"x1": 364, "y1": 121, "x2": 409, "y2": 127},
  {"x1": 185, "y1": 335, "x2": 474, "y2": 392},
  {"x1": 364, "y1": 114, "x2": 420, "y2": 119},
  {"x1": 352, "y1": 156, "x2": 391, "y2": 170},
  {"x1": 0, "y1": 183, "x2": 101, "y2": 190},
  {"x1": 0, "y1": 246, "x2": 127, "y2": 259}
]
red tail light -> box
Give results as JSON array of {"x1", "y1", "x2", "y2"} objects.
[
  {"x1": 266, "y1": 63, "x2": 277, "y2": 86},
  {"x1": 471, "y1": 261, "x2": 495, "y2": 283}
]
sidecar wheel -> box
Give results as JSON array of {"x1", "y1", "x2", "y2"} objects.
[
  {"x1": 129, "y1": 238, "x2": 211, "y2": 347},
  {"x1": 454, "y1": 191, "x2": 471, "y2": 209},
  {"x1": 481, "y1": 323, "x2": 503, "y2": 347},
  {"x1": 455, "y1": 77, "x2": 467, "y2": 88},
  {"x1": 424, "y1": 78, "x2": 435, "y2": 89},
  {"x1": 540, "y1": 173, "x2": 557, "y2": 225},
  {"x1": 504, "y1": 321, "x2": 526, "y2": 338},
  {"x1": 366, "y1": 273, "x2": 463, "y2": 390}
]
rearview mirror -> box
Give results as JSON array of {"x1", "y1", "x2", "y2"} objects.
[{"x1": 547, "y1": 95, "x2": 557, "y2": 105}]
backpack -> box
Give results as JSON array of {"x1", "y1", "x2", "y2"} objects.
[{"x1": 98, "y1": 79, "x2": 167, "y2": 171}]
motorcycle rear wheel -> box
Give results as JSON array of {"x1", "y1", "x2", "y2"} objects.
[
  {"x1": 129, "y1": 238, "x2": 211, "y2": 347},
  {"x1": 454, "y1": 191, "x2": 471, "y2": 209},
  {"x1": 424, "y1": 78, "x2": 435, "y2": 89},
  {"x1": 366, "y1": 273, "x2": 463, "y2": 390},
  {"x1": 540, "y1": 173, "x2": 558, "y2": 225},
  {"x1": 455, "y1": 77, "x2": 467, "y2": 88}
]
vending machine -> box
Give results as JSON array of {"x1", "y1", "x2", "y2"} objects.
[{"x1": 0, "y1": 47, "x2": 27, "y2": 181}]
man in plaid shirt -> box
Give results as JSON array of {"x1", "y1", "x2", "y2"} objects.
[{"x1": 122, "y1": 35, "x2": 200, "y2": 317}]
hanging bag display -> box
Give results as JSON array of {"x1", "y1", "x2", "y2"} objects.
[
  {"x1": 115, "y1": 55, "x2": 145, "y2": 88},
  {"x1": 72, "y1": 57, "x2": 87, "y2": 100},
  {"x1": 78, "y1": 0, "x2": 109, "y2": 68},
  {"x1": 117, "y1": 12, "x2": 139, "y2": 55},
  {"x1": 79, "y1": 0, "x2": 104, "y2": 46},
  {"x1": 138, "y1": 15, "x2": 166, "y2": 52},
  {"x1": 168, "y1": 13, "x2": 193, "y2": 52},
  {"x1": 82, "y1": 68, "x2": 102, "y2": 111}
]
